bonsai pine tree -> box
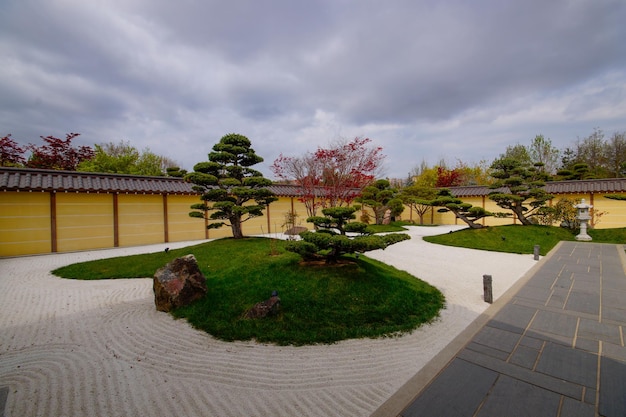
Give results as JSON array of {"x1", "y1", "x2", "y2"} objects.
[
  {"x1": 185, "y1": 133, "x2": 277, "y2": 239},
  {"x1": 488, "y1": 156, "x2": 553, "y2": 225},
  {"x1": 430, "y1": 189, "x2": 491, "y2": 229},
  {"x1": 307, "y1": 206, "x2": 369, "y2": 235},
  {"x1": 355, "y1": 179, "x2": 404, "y2": 224},
  {"x1": 399, "y1": 185, "x2": 438, "y2": 225},
  {"x1": 287, "y1": 206, "x2": 410, "y2": 263}
]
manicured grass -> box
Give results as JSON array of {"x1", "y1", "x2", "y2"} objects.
[
  {"x1": 53, "y1": 238, "x2": 444, "y2": 346},
  {"x1": 423, "y1": 224, "x2": 626, "y2": 255},
  {"x1": 366, "y1": 221, "x2": 420, "y2": 233},
  {"x1": 588, "y1": 227, "x2": 626, "y2": 243},
  {"x1": 424, "y1": 225, "x2": 577, "y2": 255}
]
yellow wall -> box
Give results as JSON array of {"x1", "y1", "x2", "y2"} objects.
[
  {"x1": 549, "y1": 193, "x2": 626, "y2": 230},
  {"x1": 117, "y1": 194, "x2": 165, "y2": 247},
  {"x1": 0, "y1": 192, "x2": 51, "y2": 256},
  {"x1": 243, "y1": 197, "x2": 312, "y2": 235},
  {"x1": 2, "y1": 188, "x2": 626, "y2": 257},
  {"x1": 424, "y1": 193, "x2": 626, "y2": 229},
  {"x1": 592, "y1": 195, "x2": 626, "y2": 229},
  {"x1": 166, "y1": 195, "x2": 207, "y2": 242},
  {"x1": 56, "y1": 193, "x2": 114, "y2": 252}
]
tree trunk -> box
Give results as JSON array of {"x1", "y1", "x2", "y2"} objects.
[
  {"x1": 512, "y1": 205, "x2": 533, "y2": 225},
  {"x1": 230, "y1": 216, "x2": 244, "y2": 239},
  {"x1": 372, "y1": 207, "x2": 386, "y2": 224},
  {"x1": 326, "y1": 245, "x2": 340, "y2": 264},
  {"x1": 453, "y1": 211, "x2": 484, "y2": 229}
]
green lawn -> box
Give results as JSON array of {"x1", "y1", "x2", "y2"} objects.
[
  {"x1": 53, "y1": 237, "x2": 444, "y2": 346},
  {"x1": 365, "y1": 220, "x2": 424, "y2": 233},
  {"x1": 52, "y1": 224, "x2": 626, "y2": 345},
  {"x1": 424, "y1": 224, "x2": 626, "y2": 255}
]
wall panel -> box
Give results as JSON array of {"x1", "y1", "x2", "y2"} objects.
[
  {"x1": 55, "y1": 193, "x2": 114, "y2": 252},
  {"x1": 117, "y1": 194, "x2": 165, "y2": 246},
  {"x1": 166, "y1": 195, "x2": 207, "y2": 242},
  {"x1": 0, "y1": 192, "x2": 51, "y2": 256}
]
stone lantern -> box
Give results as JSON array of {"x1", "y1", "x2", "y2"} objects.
[{"x1": 574, "y1": 199, "x2": 593, "y2": 241}]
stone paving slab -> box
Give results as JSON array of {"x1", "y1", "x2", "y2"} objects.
[
  {"x1": 599, "y1": 356, "x2": 626, "y2": 417},
  {"x1": 372, "y1": 241, "x2": 626, "y2": 417},
  {"x1": 475, "y1": 375, "x2": 562, "y2": 417},
  {"x1": 401, "y1": 359, "x2": 498, "y2": 417}
]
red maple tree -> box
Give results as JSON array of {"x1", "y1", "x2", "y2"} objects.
[
  {"x1": 0, "y1": 134, "x2": 26, "y2": 167},
  {"x1": 272, "y1": 137, "x2": 384, "y2": 215},
  {"x1": 26, "y1": 133, "x2": 95, "y2": 170},
  {"x1": 435, "y1": 166, "x2": 464, "y2": 188}
]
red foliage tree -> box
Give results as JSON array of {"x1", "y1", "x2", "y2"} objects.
[
  {"x1": 26, "y1": 133, "x2": 95, "y2": 171},
  {"x1": 272, "y1": 137, "x2": 384, "y2": 214},
  {"x1": 0, "y1": 134, "x2": 26, "y2": 167},
  {"x1": 435, "y1": 166, "x2": 464, "y2": 188},
  {"x1": 271, "y1": 153, "x2": 323, "y2": 217},
  {"x1": 314, "y1": 137, "x2": 384, "y2": 207}
]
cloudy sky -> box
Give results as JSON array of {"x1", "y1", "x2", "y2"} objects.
[{"x1": 1, "y1": 0, "x2": 625, "y2": 179}]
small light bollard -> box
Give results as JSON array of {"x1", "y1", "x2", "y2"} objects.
[
  {"x1": 483, "y1": 274, "x2": 493, "y2": 304},
  {"x1": 534, "y1": 245, "x2": 540, "y2": 261}
]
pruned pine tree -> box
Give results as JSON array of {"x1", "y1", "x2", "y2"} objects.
[
  {"x1": 431, "y1": 189, "x2": 492, "y2": 229},
  {"x1": 488, "y1": 156, "x2": 553, "y2": 225},
  {"x1": 186, "y1": 133, "x2": 277, "y2": 239}
]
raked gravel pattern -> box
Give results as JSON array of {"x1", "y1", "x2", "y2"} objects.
[{"x1": 0, "y1": 226, "x2": 537, "y2": 417}]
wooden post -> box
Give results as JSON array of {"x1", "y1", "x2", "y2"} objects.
[
  {"x1": 50, "y1": 191, "x2": 57, "y2": 253},
  {"x1": 483, "y1": 274, "x2": 493, "y2": 304}
]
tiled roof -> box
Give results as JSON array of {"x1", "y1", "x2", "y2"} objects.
[
  {"x1": 450, "y1": 178, "x2": 626, "y2": 197},
  {"x1": 0, "y1": 167, "x2": 197, "y2": 194},
  {"x1": 448, "y1": 186, "x2": 507, "y2": 197},
  {"x1": 265, "y1": 183, "x2": 334, "y2": 197},
  {"x1": 4, "y1": 167, "x2": 625, "y2": 198},
  {"x1": 0, "y1": 167, "x2": 335, "y2": 197},
  {"x1": 544, "y1": 178, "x2": 626, "y2": 194}
]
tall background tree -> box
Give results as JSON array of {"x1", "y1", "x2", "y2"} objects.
[
  {"x1": 528, "y1": 134, "x2": 560, "y2": 175},
  {"x1": 409, "y1": 159, "x2": 494, "y2": 188},
  {"x1": 186, "y1": 133, "x2": 277, "y2": 239},
  {"x1": 556, "y1": 129, "x2": 626, "y2": 179},
  {"x1": 574, "y1": 128, "x2": 606, "y2": 178},
  {"x1": 77, "y1": 141, "x2": 179, "y2": 176},
  {"x1": 272, "y1": 137, "x2": 384, "y2": 213},
  {"x1": 604, "y1": 131, "x2": 626, "y2": 178}
]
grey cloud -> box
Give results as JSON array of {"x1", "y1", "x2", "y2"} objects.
[{"x1": 1, "y1": 0, "x2": 625, "y2": 179}]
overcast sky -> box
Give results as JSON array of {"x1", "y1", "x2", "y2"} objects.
[{"x1": 1, "y1": 0, "x2": 625, "y2": 179}]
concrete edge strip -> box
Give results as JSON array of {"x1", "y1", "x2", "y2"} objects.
[
  {"x1": 369, "y1": 241, "x2": 565, "y2": 417},
  {"x1": 0, "y1": 386, "x2": 8, "y2": 417},
  {"x1": 617, "y1": 243, "x2": 626, "y2": 274}
]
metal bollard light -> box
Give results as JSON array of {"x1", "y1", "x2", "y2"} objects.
[
  {"x1": 483, "y1": 274, "x2": 493, "y2": 304},
  {"x1": 534, "y1": 245, "x2": 540, "y2": 261}
]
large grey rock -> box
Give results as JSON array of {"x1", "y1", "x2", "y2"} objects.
[{"x1": 153, "y1": 255, "x2": 207, "y2": 312}]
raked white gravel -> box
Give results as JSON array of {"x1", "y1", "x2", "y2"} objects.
[{"x1": 0, "y1": 225, "x2": 537, "y2": 417}]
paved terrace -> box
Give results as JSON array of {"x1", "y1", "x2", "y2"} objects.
[{"x1": 373, "y1": 241, "x2": 626, "y2": 417}]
